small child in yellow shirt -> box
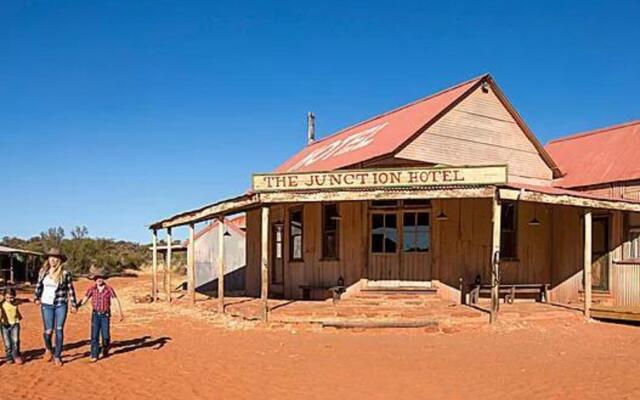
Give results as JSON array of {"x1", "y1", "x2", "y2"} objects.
[{"x1": 1, "y1": 288, "x2": 23, "y2": 365}]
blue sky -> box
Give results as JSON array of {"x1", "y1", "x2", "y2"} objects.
[{"x1": 1, "y1": 1, "x2": 639, "y2": 243}]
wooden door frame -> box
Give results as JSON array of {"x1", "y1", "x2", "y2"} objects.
[
  {"x1": 591, "y1": 214, "x2": 611, "y2": 291},
  {"x1": 270, "y1": 222, "x2": 285, "y2": 286},
  {"x1": 366, "y1": 201, "x2": 433, "y2": 281},
  {"x1": 399, "y1": 208, "x2": 433, "y2": 280},
  {"x1": 367, "y1": 208, "x2": 401, "y2": 280}
]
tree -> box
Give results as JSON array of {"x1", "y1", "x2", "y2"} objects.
[
  {"x1": 40, "y1": 227, "x2": 65, "y2": 250},
  {"x1": 71, "y1": 226, "x2": 89, "y2": 239}
]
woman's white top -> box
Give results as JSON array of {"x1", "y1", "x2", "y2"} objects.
[{"x1": 41, "y1": 275, "x2": 58, "y2": 306}]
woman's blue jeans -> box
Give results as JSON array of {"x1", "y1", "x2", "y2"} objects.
[{"x1": 41, "y1": 303, "x2": 68, "y2": 359}]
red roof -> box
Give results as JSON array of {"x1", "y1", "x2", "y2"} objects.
[
  {"x1": 505, "y1": 182, "x2": 640, "y2": 205},
  {"x1": 546, "y1": 120, "x2": 640, "y2": 188},
  {"x1": 275, "y1": 75, "x2": 487, "y2": 173}
]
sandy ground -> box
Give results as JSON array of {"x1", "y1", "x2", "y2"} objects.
[{"x1": 1, "y1": 276, "x2": 640, "y2": 400}]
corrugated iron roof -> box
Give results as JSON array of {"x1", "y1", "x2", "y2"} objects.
[
  {"x1": 183, "y1": 214, "x2": 246, "y2": 246},
  {"x1": 546, "y1": 120, "x2": 640, "y2": 188},
  {"x1": 275, "y1": 75, "x2": 487, "y2": 173},
  {"x1": 0, "y1": 246, "x2": 43, "y2": 256},
  {"x1": 504, "y1": 182, "x2": 640, "y2": 205}
]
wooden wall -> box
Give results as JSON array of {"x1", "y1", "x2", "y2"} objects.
[
  {"x1": 579, "y1": 180, "x2": 640, "y2": 201},
  {"x1": 434, "y1": 199, "x2": 556, "y2": 301},
  {"x1": 245, "y1": 199, "x2": 607, "y2": 304},
  {"x1": 244, "y1": 209, "x2": 262, "y2": 297},
  {"x1": 396, "y1": 85, "x2": 554, "y2": 185},
  {"x1": 432, "y1": 198, "x2": 491, "y2": 298},
  {"x1": 549, "y1": 206, "x2": 584, "y2": 303},
  {"x1": 245, "y1": 202, "x2": 368, "y2": 300}
]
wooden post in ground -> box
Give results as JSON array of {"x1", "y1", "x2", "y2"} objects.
[
  {"x1": 166, "y1": 227, "x2": 172, "y2": 303},
  {"x1": 188, "y1": 223, "x2": 196, "y2": 306},
  {"x1": 152, "y1": 229, "x2": 158, "y2": 301},
  {"x1": 490, "y1": 194, "x2": 502, "y2": 323},
  {"x1": 217, "y1": 217, "x2": 225, "y2": 314},
  {"x1": 260, "y1": 207, "x2": 270, "y2": 322},
  {"x1": 584, "y1": 210, "x2": 592, "y2": 319}
]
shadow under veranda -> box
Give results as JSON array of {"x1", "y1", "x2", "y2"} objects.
[{"x1": 15, "y1": 335, "x2": 172, "y2": 365}]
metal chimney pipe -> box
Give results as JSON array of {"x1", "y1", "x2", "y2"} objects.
[{"x1": 307, "y1": 112, "x2": 316, "y2": 145}]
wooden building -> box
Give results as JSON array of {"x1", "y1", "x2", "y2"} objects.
[
  {"x1": 150, "y1": 74, "x2": 640, "y2": 321},
  {"x1": 547, "y1": 120, "x2": 640, "y2": 307},
  {"x1": 0, "y1": 245, "x2": 42, "y2": 285}
]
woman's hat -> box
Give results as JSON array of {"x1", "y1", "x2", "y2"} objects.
[{"x1": 44, "y1": 247, "x2": 67, "y2": 262}]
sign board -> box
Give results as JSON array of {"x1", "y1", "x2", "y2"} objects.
[{"x1": 252, "y1": 165, "x2": 508, "y2": 193}]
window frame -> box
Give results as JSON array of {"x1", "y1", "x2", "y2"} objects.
[
  {"x1": 402, "y1": 210, "x2": 431, "y2": 253},
  {"x1": 288, "y1": 206, "x2": 304, "y2": 262},
  {"x1": 629, "y1": 228, "x2": 640, "y2": 259},
  {"x1": 370, "y1": 211, "x2": 399, "y2": 254},
  {"x1": 500, "y1": 201, "x2": 518, "y2": 261},
  {"x1": 321, "y1": 203, "x2": 340, "y2": 261}
]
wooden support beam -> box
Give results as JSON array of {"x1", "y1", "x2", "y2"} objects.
[
  {"x1": 166, "y1": 227, "x2": 172, "y2": 303},
  {"x1": 584, "y1": 210, "x2": 592, "y2": 319},
  {"x1": 260, "y1": 187, "x2": 495, "y2": 204},
  {"x1": 188, "y1": 223, "x2": 196, "y2": 306},
  {"x1": 152, "y1": 229, "x2": 158, "y2": 301},
  {"x1": 217, "y1": 217, "x2": 225, "y2": 314},
  {"x1": 498, "y1": 188, "x2": 640, "y2": 213},
  {"x1": 260, "y1": 206, "x2": 270, "y2": 322},
  {"x1": 490, "y1": 194, "x2": 502, "y2": 323}
]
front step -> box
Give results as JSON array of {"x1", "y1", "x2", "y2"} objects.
[
  {"x1": 578, "y1": 290, "x2": 614, "y2": 306},
  {"x1": 361, "y1": 286, "x2": 438, "y2": 295}
]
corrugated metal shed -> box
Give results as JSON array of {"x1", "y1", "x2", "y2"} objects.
[{"x1": 546, "y1": 120, "x2": 640, "y2": 188}]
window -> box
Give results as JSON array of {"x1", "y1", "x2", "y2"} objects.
[
  {"x1": 322, "y1": 204, "x2": 340, "y2": 259},
  {"x1": 500, "y1": 201, "x2": 517, "y2": 259},
  {"x1": 289, "y1": 208, "x2": 303, "y2": 261},
  {"x1": 630, "y1": 229, "x2": 640, "y2": 259},
  {"x1": 403, "y1": 199, "x2": 431, "y2": 208},
  {"x1": 274, "y1": 224, "x2": 283, "y2": 260},
  {"x1": 370, "y1": 200, "x2": 399, "y2": 208},
  {"x1": 403, "y1": 212, "x2": 430, "y2": 252},
  {"x1": 371, "y1": 213, "x2": 398, "y2": 253}
]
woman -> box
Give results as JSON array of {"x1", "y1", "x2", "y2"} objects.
[{"x1": 34, "y1": 248, "x2": 77, "y2": 366}]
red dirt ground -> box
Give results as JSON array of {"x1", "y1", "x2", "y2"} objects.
[{"x1": 2, "y1": 275, "x2": 640, "y2": 400}]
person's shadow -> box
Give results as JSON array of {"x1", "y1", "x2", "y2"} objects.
[{"x1": 20, "y1": 336, "x2": 171, "y2": 364}]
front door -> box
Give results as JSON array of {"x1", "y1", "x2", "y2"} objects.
[
  {"x1": 592, "y1": 216, "x2": 610, "y2": 291},
  {"x1": 367, "y1": 201, "x2": 432, "y2": 283},
  {"x1": 271, "y1": 223, "x2": 285, "y2": 296},
  {"x1": 368, "y1": 211, "x2": 400, "y2": 281}
]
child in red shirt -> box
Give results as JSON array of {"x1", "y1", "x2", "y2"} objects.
[{"x1": 78, "y1": 268, "x2": 124, "y2": 362}]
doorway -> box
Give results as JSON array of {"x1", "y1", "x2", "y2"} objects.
[
  {"x1": 367, "y1": 200, "x2": 432, "y2": 283},
  {"x1": 591, "y1": 215, "x2": 610, "y2": 291},
  {"x1": 271, "y1": 223, "x2": 285, "y2": 296}
]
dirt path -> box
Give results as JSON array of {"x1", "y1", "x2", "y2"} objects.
[{"x1": 2, "y1": 276, "x2": 640, "y2": 400}]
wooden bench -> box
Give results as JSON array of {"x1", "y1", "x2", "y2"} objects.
[
  {"x1": 469, "y1": 283, "x2": 549, "y2": 304},
  {"x1": 299, "y1": 285, "x2": 346, "y2": 302}
]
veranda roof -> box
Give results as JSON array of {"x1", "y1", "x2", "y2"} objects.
[
  {"x1": 0, "y1": 246, "x2": 43, "y2": 256},
  {"x1": 149, "y1": 182, "x2": 640, "y2": 230}
]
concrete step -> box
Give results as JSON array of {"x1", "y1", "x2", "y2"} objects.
[{"x1": 361, "y1": 286, "x2": 438, "y2": 296}]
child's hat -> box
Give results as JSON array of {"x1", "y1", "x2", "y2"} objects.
[{"x1": 89, "y1": 265, "x2": 109, "y2": 280}]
